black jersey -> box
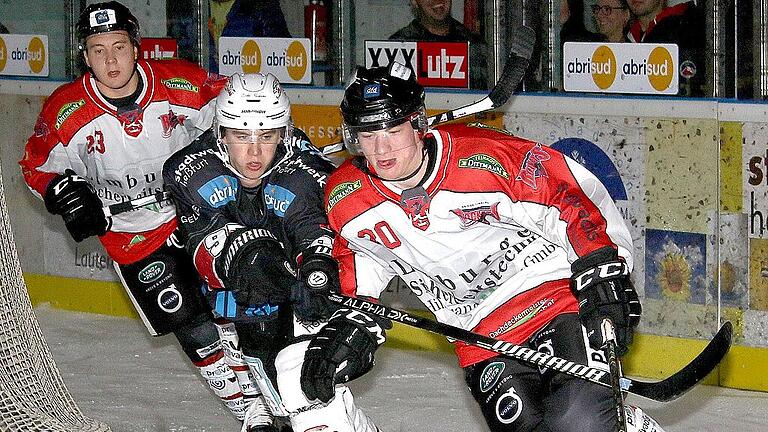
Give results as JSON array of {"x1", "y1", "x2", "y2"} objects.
[{"x1": 163, "y1": 128, "x2": 335, "y2": 290}]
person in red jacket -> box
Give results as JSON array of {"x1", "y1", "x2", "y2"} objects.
[
  {"x1": 626, "y1": 0, "x2": 705, "y2": 96},
  {"x1": 302, "y1": 62, "x2": 666, "y2": 431},
  {"x1": 19, "y1": 2, "x2": 282, "y2": 431}
]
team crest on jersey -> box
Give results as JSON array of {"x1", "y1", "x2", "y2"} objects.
[
  {"x1": 451, "y1": 202, "x2": 500, "y2": 228},
  {"x1": 399, "y1": 186, "x2": 431, "y2": 230},
  {"x1": 162, "y1": 77, "x2": 200, "y2": 93},
  {"x1": 458, "y1": 153, "x2": 509, "y2": 179},
  {"x1": 326, "y1": 180, "x2": 361, "y2": 212},
  {"x1": 159, "y1": 109, "x2": 187, "y2": 138},
  {"x1": 516, "y1": 144, "x2": 550, "y2": 190},
  {"x1": 34, "y1": 116, "x2": 50, "y2": 139},
  {"x1": 118, "y1": 106, "x2": 145, "y2": 137},
  {"x1": 55, "y1": 99, "x2": 85, "y2": 130}
]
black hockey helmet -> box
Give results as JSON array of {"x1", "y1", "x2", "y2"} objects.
[
  {"x1": 77, "y1": 1, "x2": 141, "y2": 51},
  {"x1": 340, "y1": 62, "x2": 427, "y2": 154}
]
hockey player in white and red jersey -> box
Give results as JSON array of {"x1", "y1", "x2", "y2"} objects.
[
  {"x1": 303, "y1": 62, "x2": 666, "y2": 431},
  {"x1": 18, "y1": 2, "x2": 280, "y2": 431}
]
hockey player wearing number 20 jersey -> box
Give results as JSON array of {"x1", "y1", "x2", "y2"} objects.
[{"x1": 312, "y1": 63, "x2": 665, "y2": 431}]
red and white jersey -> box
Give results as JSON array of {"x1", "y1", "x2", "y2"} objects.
[
  {"x1": 325, "y1": 123, "x2": 633, "y2": 367},
  {"x1": 20, "y1": 59, "x2": 227, "y2": 264}
]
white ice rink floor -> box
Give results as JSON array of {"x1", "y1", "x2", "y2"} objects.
[{"x1": 35, "y1": 305, "x2": 768, "y2": 432}]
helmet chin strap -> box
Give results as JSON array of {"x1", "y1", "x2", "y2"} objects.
[{"x1": 353, "y1": 136, "x2": 437, "y2": 186}]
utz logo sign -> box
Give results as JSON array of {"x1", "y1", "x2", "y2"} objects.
[
  {"x1": 364, "y1": 40, "x2": 469, "y2": 88},
  {"x1": 198, "y1": 175, "x2": 238, "y2": 208},
  {"x1": 363, "y1": 83, "x2": 380, "y2": 99},
  {"x1": 138, "y1": 261, "x2": 166, "y2": 284},
  {"x1": 264, "y1": 183, "x2": 296, "y2": 217},
  {"x1": 417, "y1": 41, "x2": 469, "y2": 88}
]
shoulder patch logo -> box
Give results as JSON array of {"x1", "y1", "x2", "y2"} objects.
[
  {"x1": 516, "y1": 144, "x2": 550, "y2": 189},
  {"x1": 198, "y1": 175, "x2": 238, "y2": 208},
  {"x1": 55, "y1": 99, "x2": 85, "y2": 130},
  {"x1": 326, "y1": 180, "x2": 361, "y2": 212},
  {"x1": 458, "y1": 153, "x2": 509, "y2": 179},
  {"x1": 162, "y1": 77, "x2": 200, "y2": 93},
  {"x1": 264, "y1": 183, "x2": 296, "y2": 217}
]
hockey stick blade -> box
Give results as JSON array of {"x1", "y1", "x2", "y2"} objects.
[
  {"x1": 330, "y1": 293, "x2": 733, "y2": 403},
  {"x1": 487, "y1": 24, "x2": 535, "y2": 108},
  {"x1": 623, "y1": 320, "x2": 733, "y2": 402},
  {"x1": 322, "y1": 25, "x2": 535, "y2": 155},
  {"x1": 103, "y1": 190, "x2": 172, "y2": 217}
]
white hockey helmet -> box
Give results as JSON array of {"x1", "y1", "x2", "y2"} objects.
[{"x1": 214, "y1": 72, "x2": 295, "y2": 179}]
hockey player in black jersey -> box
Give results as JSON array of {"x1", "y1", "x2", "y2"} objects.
[{"x1": 163, "y1": 73, "x2": 380, "y2": 432}]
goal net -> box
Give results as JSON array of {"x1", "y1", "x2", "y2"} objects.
[{"x1": 0, "y1": 165, "x2": 111, "y2": 431}]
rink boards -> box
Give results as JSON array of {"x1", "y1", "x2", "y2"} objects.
[{"x1": 2, "y1": 80, "x2": 767, "y2": 393}]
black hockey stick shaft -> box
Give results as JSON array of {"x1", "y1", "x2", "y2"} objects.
[
  {"x1": 322, "y1": 25, "x2": 536, "y2": 155},
  {"x1": 102, "y1": 190, "x2": 172, "y2": 217},
  {"x1": 329, "y1": 293, "x2": 733, "y2": 403},
  {"x1": 602, "y1": 319, "x2": 627, "y2": 432}
]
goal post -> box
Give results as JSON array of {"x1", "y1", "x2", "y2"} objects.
[{"x1": 0, "y1": 165, "x2": 111, "y2": 431}]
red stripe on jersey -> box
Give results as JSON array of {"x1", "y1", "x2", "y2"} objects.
[
  {"x1": 100, "y1": 219, "x2": 178, "y2": 264},
  {"x1": 332, "y1": 235, "x2": 359, "y2": 297},
  {"x1": 455, "y1": 279, "x2": 579, "y2": 367}
]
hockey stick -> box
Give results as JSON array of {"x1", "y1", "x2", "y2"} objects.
[
  {"x1": 321, "y1": 25, "x2": 536, "y2": 155},
  {"x1": 601, "y1": 319, "x2": 627, "y2": 432},
  {"x1": 102, "y1": 190, "x2": 172, "y2": 217},
  {"x1": 329, "y1": 293, "x2": 733, "y2": 403}
]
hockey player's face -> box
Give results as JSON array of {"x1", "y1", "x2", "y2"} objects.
[
  {"x1": 358, "y1": 123, "x2": 424, "y2": 182},
  {"x1": 225, "y1": 128, "x2": 281, "y2": 187},
  {"x1": 83, "y1": 31, "x2": 139, "y2": 99}
]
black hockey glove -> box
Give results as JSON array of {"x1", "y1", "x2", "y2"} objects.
[
  {"x1": 217, "y1": 228, "x2": 295, "y2": 307},
  {"x1": 570, "y1": 247, "x2": 641, "y2": 356},
  {"x1": 292, "y1": 251, "x2": 340, "y2": 322},
  {"x1": 44, "y1": 169, "x2": 109, "y2": 242},
  {"x1": 301, "y1": 307, "x2": 390, "y2": 403}
]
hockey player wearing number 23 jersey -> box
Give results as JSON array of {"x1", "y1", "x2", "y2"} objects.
[
  {"x1": 17, "y1": 2, "x2": 272, "y2": 430},
  {"x1": 310, "y1": 63, "x2": 665, "y2": 431}
]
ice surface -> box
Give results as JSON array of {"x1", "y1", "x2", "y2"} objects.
[{"x1": 34, "y1": 305, "x2": 768, "y2": 432}]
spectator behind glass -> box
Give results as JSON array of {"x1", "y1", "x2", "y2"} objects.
[
  {"x1": 626, "y1": 0, "x2": 705, "y2": 96},
  {"x1": 208, "y1": 0, "x2": 291, "y2": 72},
  {"x1": 389, "y1": 0, "x2": 488, "y2": 90},
  {"x1": 592, "y1": 0, "x2": 630, "y2": 42},
  {"x1": 560, "y1": 0, "x2": 603, "y2": 43},
  {"x1": 560, "y1": 0, "x2": 603, "y2": 45}
]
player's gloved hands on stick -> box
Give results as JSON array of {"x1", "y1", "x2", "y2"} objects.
[
  {"x1": 292, "y1": 254, "x2": 340, "y2": 321},
  {"x1": 218, "y1": 228, "x2": 295, "y2": 306},
  {"x1": 44, "y1": 169, "x2": 110, "y2": 242},
  {"x1": 301, "y1": 307, "x2": 390, "y2": 403},
  {"x1": 570, "y1": 246, "x2": 641, "y2": 356}
]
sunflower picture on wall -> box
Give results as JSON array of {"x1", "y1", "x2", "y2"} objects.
[{"x1": 645, "y1": 229, "x2": 707, "y2": 304}]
